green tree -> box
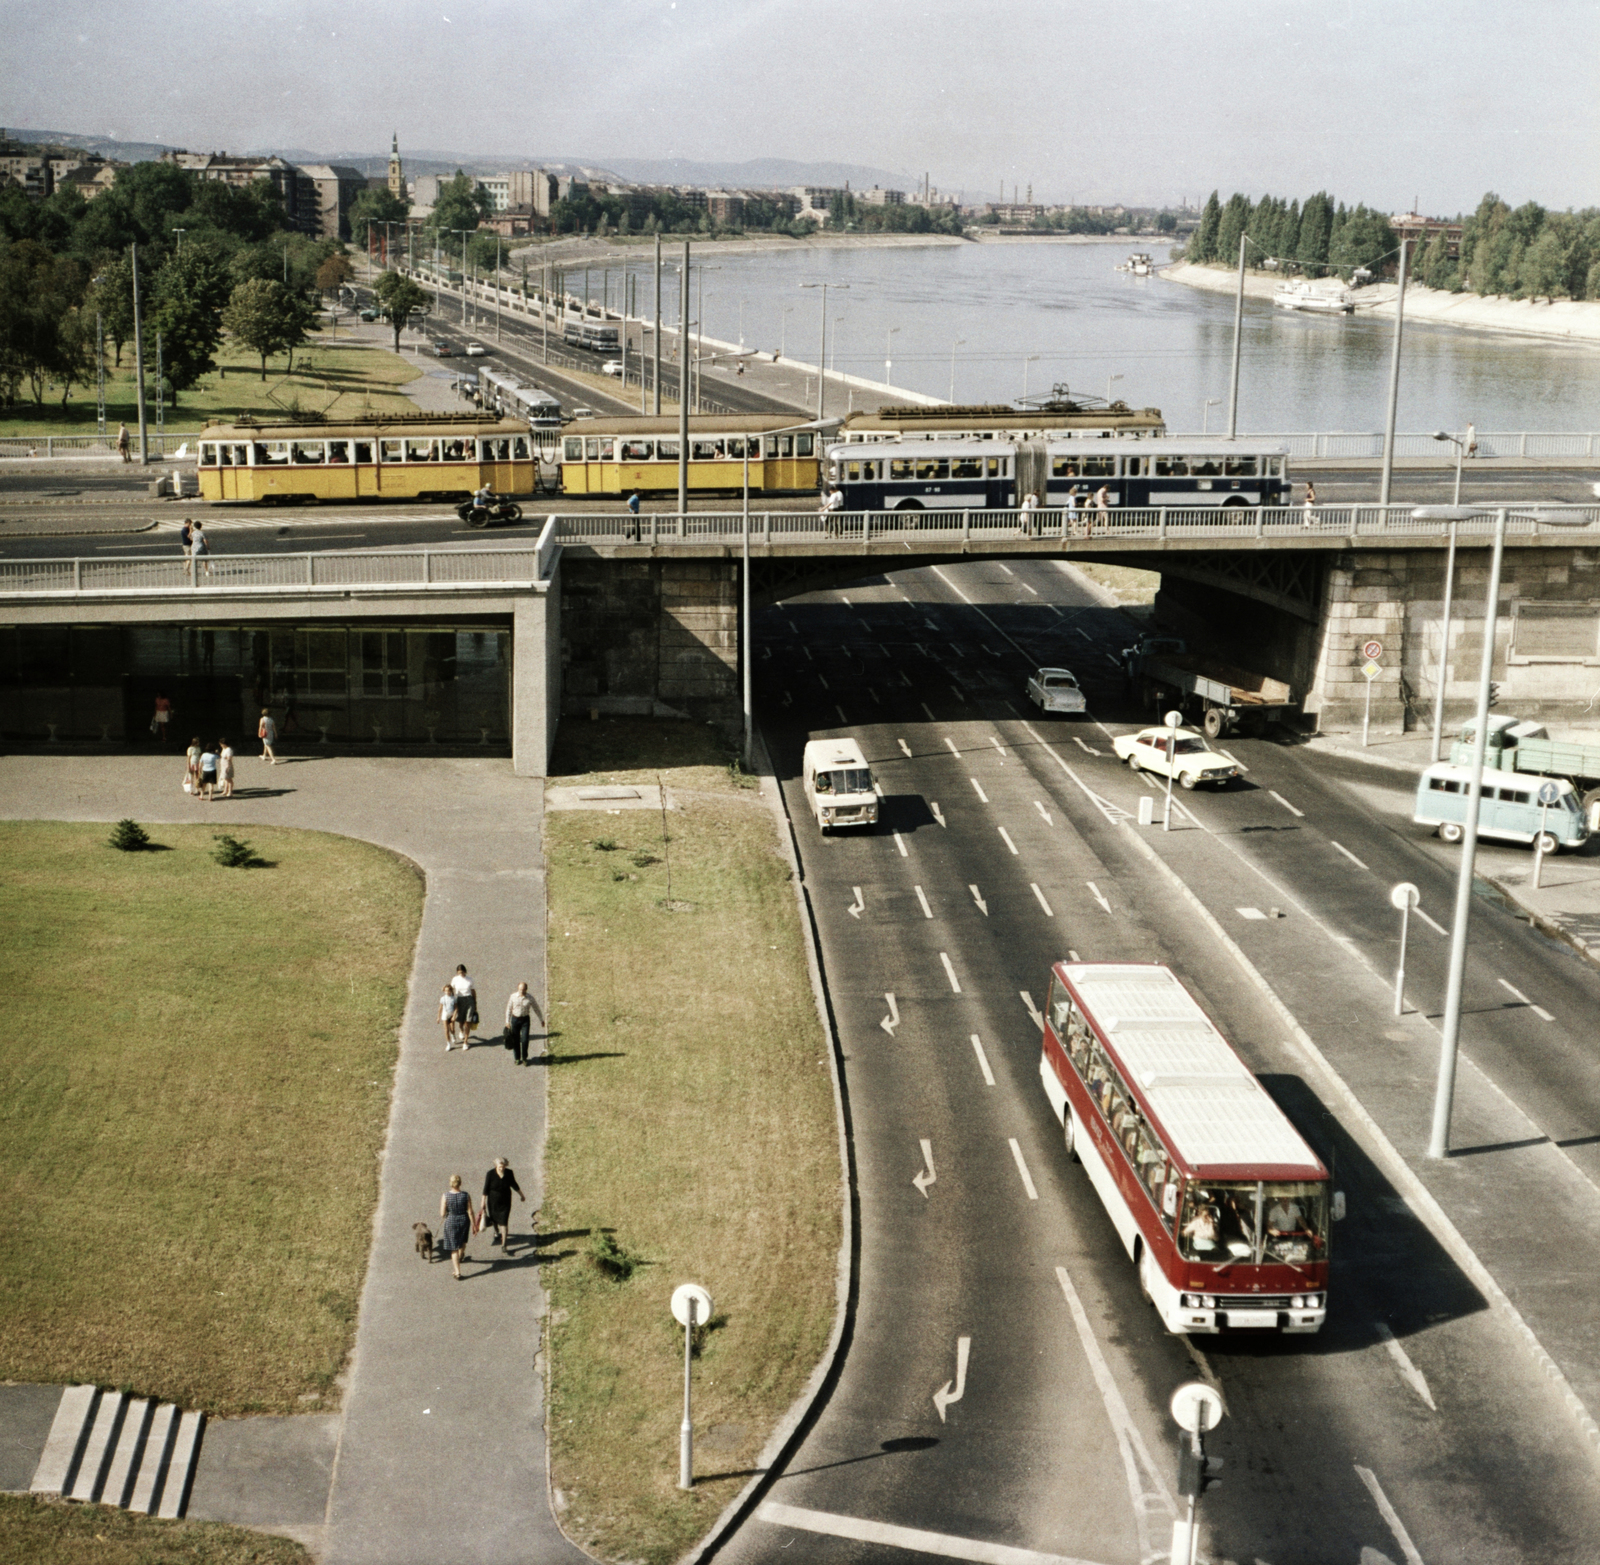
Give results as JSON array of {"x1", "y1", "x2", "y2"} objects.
[
  {"x1": 315, "y1": 252, "x2": 355, "y2": 299},
  {"x1": 1192, "y1": 191, "x2": 1221, "y2": 263},
  {"x1": 348, "y1": 187, "x2": 409, "y2": 251},
  {"x1": 221, "y1": 276, "x2": 307, "y2": 380},
  {"x1": 1417, "y1": 229, "x2": 1456, "y2": 291},
  {"x1": 91, "y1": 250, "x2": 137, "y2": 367},
  {"x1": 429, "y1": 171, "x2": 491, "y2": 236},
  {"x1": 1297, "y1": 192, "x2": 1333, "y2": 275},
  {"x1": 0, "y1": 240, "x2": 89, "y2": 406},
  {"x1": 373, "y1": 270, "x2": 429, "y2": 352},
  {"x1": 1519, "y1": 228, "x2": 1568, "y2": 300},
  {"x1": 179, "y1": 177, "x2": 286, "y2": 244},
  {"x1": 151, "y1": 244, "x2": 232, "y2": 404},
  {"x1": 1215, "y1": 193, "x2": 1249, "y2": 268},
  {"x1": 1328, "y1": 206, "x2": 1396, "y2": 278}
]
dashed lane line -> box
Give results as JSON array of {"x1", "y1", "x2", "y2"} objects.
[
  {"x1": 1008, "y1": 1138, "x2": 1039, "y2": 1200},
  {"x1": 1415, "y1": 907, "x2": 1449, "y2": 936},
  {"x1": 971, "y1": 778, "x2": 991, "y2": 804},
  {"x1": 1269, "y1": 789, "x2": 1306, "y2": 818},
  {"x1": 1499, "y1": 977, "x2": 1555, "y2": 1022},
  {"x1": 939, "y1": 952, "x2": 963, "y2": 993},
  {"x1": 1374, "y1": 1323, "x2": 1437, "y2": 1412},
  {"x1": 1354, "y1": 1466, "x2": 1426, "y2": 1565},
  {"x1": 971, "y1": 1034, "x2": 996, "y2": 1086},
  {"x1": 1331, "y1": 840, "x2": 1370, "y2": 871},
  {"x1": 1031, "y1": 883, "x2": 1055, "y2": 917},
  {"x1": 921, "y1": 702, "x2": 938, "y2": 722},
  {"x1": 915, "y1": 885, "x2": 934, "y2": 920},
  {"x1": 893, "y1": 832, "x2": 908, "y2": 858},
  {"x1": 998, "y1": 826, "x2": 1019, "y2": 855}
]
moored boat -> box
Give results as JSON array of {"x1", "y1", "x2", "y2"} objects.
[{"x1": 1273, "y1": 279, "x2": 1354, "y2": 314}]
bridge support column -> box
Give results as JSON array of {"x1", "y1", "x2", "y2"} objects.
[
  {"x1": 1304, "y1": 554, "x2": 1411, "y2": 734},
  {"x1": 512, "y1": 567, "x2": 561, "y2": 777}
]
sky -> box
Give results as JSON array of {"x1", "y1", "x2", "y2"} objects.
[{"x1": 3, "y1": 0, "x2": 1597, "y2": 214}]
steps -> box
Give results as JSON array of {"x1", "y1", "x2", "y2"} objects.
[{"x1": 30, "y1": 1385, "x2": 205, "y2": 1517}]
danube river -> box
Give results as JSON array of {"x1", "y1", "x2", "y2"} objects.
[{"x1": 605, "y1": 239, "x2": 1599, "y2": 434}]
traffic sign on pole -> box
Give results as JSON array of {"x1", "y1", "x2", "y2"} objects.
[
  {"x1": 1170, "y1": 1381, "x2": 1226, "y2": 1434},
  {"x1": 1361, "y1": 660, "x2": 1382, "y2": 681},
  {"x1": 1363, "y1": 640, "x2": 1384, "y2": 660}
]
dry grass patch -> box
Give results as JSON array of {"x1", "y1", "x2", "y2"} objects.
[
  {"x1": 0, "y1": 822, "x2": 422, "y2": 1415},
  {"x1": 1071, "y1": 561, "x2": 1160, "y2": 605},
  {"x1": 543, "y1": 722, "x2": 839, "y2": 1565},
  {"x1": 0, "y1": 1494, "x2": 311, "y2": 1564}
]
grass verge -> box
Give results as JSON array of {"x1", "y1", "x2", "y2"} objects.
[
  {"x1": 1071, "y1": 561, "x2": 1160, "y2": 605},
  {"x1": 0, "y1": 822, "x2": 422, "y2": 1415},
  {"x1": 543, "y1": 720, "x2": 839, "y2": 1565},
  {"x1": 0, "y1": 1494, "x2": 311, "y2": 1564}
]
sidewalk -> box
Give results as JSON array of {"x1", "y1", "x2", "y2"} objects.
[{"x1": 0, "y1": 755, "x2": 588, "y2": 1565}]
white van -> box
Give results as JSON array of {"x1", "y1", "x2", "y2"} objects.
[
  {"x1": 802, "y1": 738, "x2": 878, "y2": 831},
  {"x1": 1414, "y1": 763, "x2": 1589, "y2": 852}
]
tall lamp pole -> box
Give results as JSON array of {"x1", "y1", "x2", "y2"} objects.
[
  {"x1": 1226, "y1": 231, "x2": 1247, "y2": 438},
  {"x1": 949, "y1": 338, "x2": 966, "y2": 404},
  {"x1": 678, "y1": 240, "x2": 690, "y2": 515},
  {"x1": 1022, "y1": 353, "x2": 1040, "y2": 405},
  {"x1": 130, "y1": 242, "x2": 149, "y2": 465},
  {"x1": 653, "y1": 234, "x2": 663, "y2": 417},
  {"x1": 1379, "y1": 240, "x2": 1411, "y2": 508},
  {"x1": 1427, "y1": 434, "x2": 1467, "y2": 763},
  {"x1": 1106, "y1": 372, "x2": 1124, "y2": 407},
  {"x1": 800, "y1": 281, "x2": 847, "y2": 423},
  {"x1": 885, "y1": 325, "x2": 900, "y2": 387}
]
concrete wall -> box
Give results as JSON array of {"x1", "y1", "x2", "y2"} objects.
[{"x1": 1152, "y1": 576, "x2": 1322, "y2": 699}]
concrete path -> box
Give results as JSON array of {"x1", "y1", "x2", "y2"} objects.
[{"x1": 0, "y1": 754, "x2": 588, "y2": 1564}]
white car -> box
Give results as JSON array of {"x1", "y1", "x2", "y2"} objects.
[
  {"x1": 601, "y1": 360, "x2": 623, "y2": 377},
  {"x1": 464, "y1": 342, "x2": 487, "y2": 357},
  {"x1": 1111, "y1": 726, "x2": 1244, "y2": 789},
  {"x1": 1026, "y1": 666, "x2": 1087, "y2": 715}
]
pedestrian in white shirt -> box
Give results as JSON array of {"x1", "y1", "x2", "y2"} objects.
[
  {"x1": 504, "y1": 982, "x2": 544, "y2": 1066},
  {"x1": 449, "y1": 965, "x2": 478, "y2": 1046}
]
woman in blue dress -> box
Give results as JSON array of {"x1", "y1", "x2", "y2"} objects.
[{"x1": 439, "y1": 1174, "x2": 473, "y2": 1279}]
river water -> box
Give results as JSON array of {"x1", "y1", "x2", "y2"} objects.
[{"x1": 605, "y1": 240, "x2": 1600, "y2": 434}]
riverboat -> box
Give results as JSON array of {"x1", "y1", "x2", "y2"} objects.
[{"x1": 1273, "y1": 280, "x2": 1355, "y2": 315}]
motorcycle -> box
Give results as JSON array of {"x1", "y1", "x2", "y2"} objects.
[{"x1": 456, "y1": 495, "x2": 524, "y2": 528}]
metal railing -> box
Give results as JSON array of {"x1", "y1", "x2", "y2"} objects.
[
  {"x1": 1225, "y1": 431, "x2": 1600, "y2": 460},
  {"x1": 0, "y1": 433, "x2": 198, "y2": 459}
]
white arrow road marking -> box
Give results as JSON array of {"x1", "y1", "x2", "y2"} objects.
[
  {"x1": 1416, "y1": 907, "x2": 1448, "y2": 936},
  {"x1": 761, "y1": 646, "x2": 771, "y2": 660},
  {"x1": 1018, "y1": 723, "x2": 1131, "y2": 824},
  {"x1": 1332, "y1": 840, "x2": 1370, "y2": 870},
  {"x1": 847, "y1": 887, "x2": 865, "y2": 920},
  {"x1": 893, "y1": 832, "x2": 908, "y2": 858},
  {"x1": 998, "y1": 827, "x2": 1019, "y2": 855},
  {"x1": 1269, "y1": 789, "x2": 1305, "y2": 817},
  {"x1": 1034, "y1": 801, "x2": 1054, "y2": 825},
  {"x1": 880, "y1": 994, "x2": 900, "y2": 1036},
  {"x1": 1375, "y1": 1323, "x2": 1437, "y2": 1411},
  {"x1": 836, "y1": 705, "x2": 849, "y2": 725},
  {"x1": 913, "y1": 1139, "x2": 937, "y2": 1198},
  {"x1": 940, "y1": 953, "x2": 962, "y2": 993},
  {"x1": 933, "y1": 1336, "x2": 970, "y2": 1423},
  {"x1": 1355, "y1": 1465, "x2": 1426, "y2": 1565},
  {"x1": 1087, "y1": 882, "x2": 1112, "y2": 914},
  {"x1": 971, "y1": 1034, "x2": 995, "y2": 1086},
  {"x1": 1020, "y1": 990, "x2": 1044, "y2": 1030},
  {"x1": 1031, "y1": 883, "x2": 1055, "y2": 917},
  {"x1": 970, "y1": 778, "x2": 990, "y2": 803},
  {"x1": 990, "y1": 737, "x2": 1008, "y2": 757},
  {"x1": 899, "y1": 738, "x2": 913, "y2": 758},
  {"x1": 1008, "y1": 1138, "x2": 1039, "y2": 1199},
  {"x1": 1072, "y1": 736, "x2": 1102, "y2": 756},
  {"x1": 969, "y1": 884, "x2": 989, "y2": 916},
  {"x1": 944, "y1": 737, "x2": 962, "y2": 757},
  {"x1": 817, "y1": 673, "x2": 830, "y2": 690},
  {"x1": 1054, "y1": 1267, "x2": 1174, "y2": 1562},
  {"x1": 915, "y1": 885, "x2": 934, "y2": 919},
  {"x1": 753, "y1": 1504, "x2": 1110, "y2": 1565},
  {"x1": 930, "y1": 802, "x2": 947, "y2": 828},
  {"x1": 920, "y1": 702, "x2": 937, "y2": 722}
]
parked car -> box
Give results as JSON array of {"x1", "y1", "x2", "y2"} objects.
[
  {"x1": 358, "y1": 308, "x2": 377, "y2": 322},
  {"x1": 601, "y1": 360, "x2": 623, "y2": 377},
  {"x1": 1026, "y1": 666, "x2": 1087, "y2": 715},
  {"x1": 432, "y1": 340, "x2": 454, "y2": 357},
  {"x1": 465, "y1": 342, "x2": 487, "y2": 357},
  {"x1": 1111, "y1": 726, "x2": 1244, "y2": 789}
]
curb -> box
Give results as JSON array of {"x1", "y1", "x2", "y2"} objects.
[
  {"x1": 674, "y1": 728, "x2": 859, "y2": 1565},
  {"x1": 1117, "y1": 816, "x2": 1600, "y2": 1470}
]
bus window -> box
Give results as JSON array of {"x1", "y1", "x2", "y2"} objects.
[
  {"x1": 952, "y1": 457, "x2": 983, "y2": 478},
  {"x1": 890, "y1": 457, "x2": 915, "y2": 480},
  {"x1": 564, "y1": 437, "x2": 584, "y2": 462},
  {"x1": 987, "y1": 457, "x2": 1003, "y2": 477},
  {"x1": 796, "y1": 433, "x2": 814, "y2": 455},
  {"x1": 1048, "y1": 977, "x2": 1074, "y2": 1037},
  {"x1": 658, "y1": 439, "x2": 680, "y2": 460},
  {"x1": 916, "y1": 457, "x2": 950, "y2": 480},
  {"x1": 692, "y1": 438, "x2": 724, "y2": 460},
  {"x1": 199, "y1": 443, "x2": 217, "y2": 466},
  {"x1": 1224, "y1": 454, "x2": 1257, "y2": 477},
  {"x1": 845, "y1": 461, "x2": 863, "y2": 482},
  {"x1": 354, "y1": 442, "x2": 373, "y2": 464},
  {"x1": 1192, "y1": 456, "x2": 1223, "y2": 476},
  {"x1": 1266, "y1": 457, "x2": 1283, "y2": 477},
  {"x1": 513, "y1": 436, "x2": 529, "y2": 459},
  {"x1": 327, "y1": 441, "x2": 350, "y2": 464},
  {"x1": 407, "y1": 439, "x2": 438, "y2": 462},
  {"x1": 1155, "y1": 454, "x2": 1188, "y2": 476},
  {"x1": 1083, "y1": 456, "x2": 1115, "y2": 477},
  {"x1": 1123, "y1": 456, "x2": 1145, "y2": 476}
]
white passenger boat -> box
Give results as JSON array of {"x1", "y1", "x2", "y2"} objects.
[{"x1": 1273, "y1": 279, "x2": 1354, "y2": 315}]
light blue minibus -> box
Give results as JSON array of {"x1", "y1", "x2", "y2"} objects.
[{"x1": 1414, "y1": 763, "x2": 1589, "y2": 852}]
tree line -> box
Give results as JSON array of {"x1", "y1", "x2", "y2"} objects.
[
  {"x1": 0, "y1": 162, "x2": 354, "y2": 412},
  {"x1": 1184, "y1": 188, "x2": 1600, "y2": 301}
]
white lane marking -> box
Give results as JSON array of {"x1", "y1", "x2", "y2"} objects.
[
  {"x1": 1237, "y1": 907, "x2": 1267, "y2": 920},
  {"x1": 1072, "y1": 735, "x2": 1102, "y2": 755},
  {"x1": 817, "y1": 673, "x2": 830, "y2": 690},
  {"x1": 1017, "y1": 722, "x2": 1130, "y2": 824},
  {"x1": 802, "y1": 645, "x2": 814, "y2": 661},
  {"x1": 915, "y1": 885, "x2": 934, "y2": 919},
  {"x1": 873, "y1": 780, "x2": 885, "y2": 798},
  {"x1": 870, "y1": 688, "x2": 882, "y2": 704},
  {"x1": 847, "y1": 886, "x2": 865, "y2": 920},
  {"x1": 1533, "y1": 1004, "x2": 1555, "y2": 1023},
  {"x1": 1374, "y1": 1323, "x2": 1437, "y2": 1412},
  {"x1": 782, "y1": 690, "x2": 793, "y2": 707},
  {"x1": 1055, "y1": 1267, "x2": 1175, "y2": 1562},
  {"x1": 902, "y1": 671, "x2": 915, "y2": 688},
  {"x1": 970, "y1": 777, "x2": 990, "y2": 803},
  {"x1": 1332, "y1": 840, "x2": 1370, "y2": 871},
  {"x1": 940, "y1": 952, "x2": 962, "y2": 993},
  {"x1": 1034, "y1": 800, "x2": 1054, "y2": 826},
  {"x1": 1354, "y1": 1465, "x2": 1426, "y2": 1565},
  {"x1": 998, "y1": 827, "x2": 1019, "y2": 855},
  {"x1": 990, "y1": 736, "x2": 1008, "y2": 757},
  {"x1": 971, "y1": 1034, "x2": 996, "y2": 1086},
  {"x1": 880, "y1": 994, "x2": 900, "y2": 1036},
  {"x1": 1031, "y1": 883, "x2": 1056, "y2": 917},
  {"x1": 1021, "y1": 581, "x2": 1039, "y2": 595},
  {"x1": 921, "y1": 702, "x2": 937, "y2": 722},
  {"x1": 913, "y1": 1139, "x2": 937, "y2": 1198},
  {"x1": 840, "y1": 594, "x2": 852, "y2": 605},
  {"x1": 1008, "y1": 1138, "x2": 1039, "y2": 1200},
  {"x1": 1496, "y1": 979, "x2": 1554, "y2": 1021},
  {"x1": 916, "y1": 642, "x2": 930, "y2": 657},
  {"x1": 1076, "y1": 628, "x2": 1093, "y2": 641},
  {"x1": 1002, "y1": 701, "x2": 1022, "y2": 717},
  {"x1": 754, "y1": 1504, "x2": 1105, "y2": 1565},
  {"x1": 893, "y1": 832, "x2": 908, "y2": 858},
  {"x1": 969, "y1": 884, "x2": 989, "y2": 916},
  {"x1": 933, "y1": 1336, "x2": 971, "y2": 1422},
  {"x1": 1415, "y1": 907, "x2": 1448, "y2": 936},
  {"x1": 995, "y1": 563, "x2": 1014, "y2": 576},
  {"x1": 1068, "y1": 949, "x2": 1080, "y2": 962},
  {"x1": 949, "y1": 643, "x2": 965, "y2": 659},
  {"x1": 1020, "y1": 990, "x2": 1044, "y2": 1030},
  {"x1": 1086, "y1": 882, "x2": 1111, "y2": 914},
  {"x1": 949, "y1": 685, "x2": 965, "y2": 703},
  {"x1": 836, "y1": 705, "x2": 849, "y2": 725},
  {"x1": 945, "y1": 737, "x2": 962, "y2": 758},
  {"x1": 931, "y1": 802, "x2": 947, "y2": 828},
  {"x1": 899, "y1": 738, "x2": 914, "y2": 758},
  {"x1": 1269, "y1": 789, "x2": 1305, "y2": 817}
]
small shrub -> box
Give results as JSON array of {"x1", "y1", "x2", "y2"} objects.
[
  {"x1": 588, "y1": 1230, "x2": 642, "y2": 1281},
  {"x1": 107, "y1": 819, "x2": 151, "y2": 853},
  {"x1": 212, "y1": 833, "x2": 264, "y2": 868},
  {"x1": 630, "y1": 851, "x2": 660, "y2": 868},
  {"x1": 592, "y1": 837, "x2": 619, "y2": 852}
]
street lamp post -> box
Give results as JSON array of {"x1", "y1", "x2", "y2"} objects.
[
  {"x1": 130, "y1": 242, "x2": 149, "y2": 465},
  {"x1": 780, "y1": 305, "x2": 794, "y2": 360},
  {"x1": 1202, "y1": 398, "x2": 1221, "y2": 435},
  {"x1": 1106, "y1": 372, "x2": 1124, "y2": 407},
  {"x1": 172, "y1": 228, "x2": 185, "y2": 256},
  {"x1": 799, "y1": 282, "x2": 847, "y2": 423},
  {"x1": 949, "y1": 338, "x2": 966, "y2": 404},
  {"x1": 1226, "y1": 232, "x2": 1247, "y2": 438},
  {"x1": 1022, "y1": 354, "x2": 1040, "y2": 405},
  {"x1": 1433, "y1": 429, "x2": 1466, "y2": 507},
  {"x1": 1379, "y1": 240, "x2": 1412, "y2": 507},
  {"x1": 678, "y1": 241, "x2": 690, "y2": 514},
  {"x1": 885, "y1": 326, "x2": 901, "y2": 387}
]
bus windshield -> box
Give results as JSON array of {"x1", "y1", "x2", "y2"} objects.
[
  {"x1": 815, "y1": 767, "x2": 872, "y2": 796},
  {"x1": 1178, "y1": 1180, "x2": 1328, "y2": 1265}
]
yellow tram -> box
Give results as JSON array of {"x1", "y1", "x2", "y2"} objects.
[
  {"x1": 195, "y1": 414, "x2": 538, "y2": 503},
  {"x1": 557, "y1": 415, "x2": 821, "y2": 496}
]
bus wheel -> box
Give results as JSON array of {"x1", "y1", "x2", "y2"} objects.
[
  {"x1": 1202, "y1": 706, "x2": 1227, "y2": 740},
  {"x1": 1221, "y1": 496, "x2": 1251, "y2": 510},
  {"x1": 1535, "y1": 830, "x2": 1560, "y2": 855},
  {"x1": 1063, "y1": 1109, "x2": 1079, "y2": 1164},
  {"x1": 1439, "y1": 821, "x2": 1464, "y2": 844},
  {"x1": 897, "y1": 499, "x2": 924, "y2": 512}
]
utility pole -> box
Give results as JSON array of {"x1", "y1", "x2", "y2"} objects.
[
  {"x1": 130, "y1": 242, "x2": 149, "y2": 465},
  {"x1": 678, "y1": 240, "x2": 690, "y2": 515},
  {"x1": 155, "y1": 330, "x2": 164, "y2": 441},
  {"x1": 494, "y1": 235, "x2": 501, "y2": 345},
  {"x1": 95, "y1": 312, "x2": 106, "y2": 439},
  {"x1": 653, "y1": 233, "x2": 663, "y2": 417},
  {"x1": 1226, "y1": 231, "x2": 1246, "y2": 439},
  {"x1": 1379, "y1": 240, "x2": 1411, "y2": 508},
  {"x1": 542, "y1": 255, "x2": 550, "y2": 364}
]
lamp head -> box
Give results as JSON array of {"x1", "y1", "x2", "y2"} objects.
[{"x1": 1410, "y1": 505, "x2": 1489, "y2": 521}]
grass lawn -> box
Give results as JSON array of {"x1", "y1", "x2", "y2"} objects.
[
  {"x1": 542, "y1": 720, "x2": 841, "y2": 1565},
  {"x1": 0, "y1": 822, "x2": 422, "y2": 1416},
  {"x1": 0, "y1": 334, "x2": 422, "y2": 437},
  {"x1": 0, "y1": 1494, "x2": 311, "y2": 1565},
  {"x1": 1072, "y1": 561, "x2": 1160, "y2": 605}
]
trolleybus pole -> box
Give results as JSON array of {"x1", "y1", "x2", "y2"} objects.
[
  {"x1": 653, "y1": 234, "x2": 662, "y2": 417},
  {"x1": 1378, "y1": 240, "x2": 1411, "y2": 508},
  {"x1": 130, "y1": 242, "x2": 149, "y2": 466},
  {"x1": 678, "y1": 241, "x2": 690, "y2": 517},
  {"x1": 1226, "y1": 233, "x2": 1245, "y2": 439},
  {"x1": 494, "y1": 236, "x2": 501, "y2": 345}
]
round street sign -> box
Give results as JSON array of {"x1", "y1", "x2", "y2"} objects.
[
  {"x1": 1390, "y1": 881, "x2": 1421, "y2": 911},
  {"x1": 1538, "y1": 780, "x2": 1563, "y2": 806},
  {"x1": 1163, "y1": 709, "x2": 1183, "y2": 729},
  {"x1": 670, "y1": 1283, "x2": 714, "y2": 1329},
  {"x1": 1170, "y1": 1380, "x2": 1226, "y2": 1434},
  {"x1": 1363, "y1": 640, "x2": 1384, "y2": 660}
]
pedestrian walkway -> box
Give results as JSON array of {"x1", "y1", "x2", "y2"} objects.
[{"x1": 0, "y1": 755, "x2": 588, "y2": 1565}]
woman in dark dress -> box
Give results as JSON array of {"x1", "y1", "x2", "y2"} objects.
[
  {"x1": 440, "y1": 1174, "x2": 473, "y2": 1279},
  {"x1": 480, "y1": 1158, "x2": 526, "y2": 1250}
]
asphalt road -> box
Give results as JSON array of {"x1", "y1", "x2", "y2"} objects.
[{"x1": 711, "y1": 556, "x2": 1600, "y2": 1564}]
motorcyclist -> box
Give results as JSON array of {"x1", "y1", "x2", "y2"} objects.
[{"x1": 473, "y1": 482, "x2": 494, "y2": 513}]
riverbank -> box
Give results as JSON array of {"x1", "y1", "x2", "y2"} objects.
[{"x1": 1163, "y1": 260, "x2": 1600, "y2": 346}]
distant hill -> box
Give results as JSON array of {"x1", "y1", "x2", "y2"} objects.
[
  {"x1": 585, "y1": 156, "x2": 919, "y2": 192},
  {"x1": 2, "y1": 126, "x2": 176, "y2": 162}
]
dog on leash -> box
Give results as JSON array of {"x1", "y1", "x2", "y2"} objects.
[{"x1": 414, "y1": 1222, "x2": 435, "y2": 1262}]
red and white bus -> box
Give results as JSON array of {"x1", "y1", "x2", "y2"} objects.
[{"x1": 1039, "y1": 961, "x2": 1331, "y2": 1334}]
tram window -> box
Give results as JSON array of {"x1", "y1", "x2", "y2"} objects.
[
  {"x1": 1191, "y1": 456, "x2": 1223, "y2": 476},
  {"x1": 1155, "y1": 455, "x2": 1188, "y2": 477},
  {"x1": 1082, "y1": 456, "x2": 1114, "y2": 478},
  {"x1": 199, "y1": 443, "x2": 217, "y2": 466},
  {"x1": 564, "y1": 437, "x2": 584, "y2": 462},
  {"x1": 1052, "y1": 457, "x2": 1082, "y2": 478},
  {"x1": 598, "y1": 439, "x2": 615, "y2": 460},
  {"x1": 441, "y1": 437, "x2": 470, "y2": 461},
  {"x1": 658, "y1": 439, "x2": 679, "y2": 460},
  {"x1": 692, "y1": 438, "x2": 724, "y2": 460},
  {"x1": 1224, "y1": 454, "x2": 1258, "y2": 477},
  {"x1": 951, "y1": 457, "x2": 983, "y2": 479},
  {"x1": 796, "y1": 434, "x2": 814, "y2": 456},
  {"x1": 256, "y1": 442, "x2": 289, "y2": 465},
  {"x1": 585, "y1": 439, "x2": 599, "y2": 460},
  {"x1": 327, "y1": 441, "x2": 350, "y2": 464},
  {"x1": 512, "y1": 436, "x2": 529, "y2": 459},
  {"x1": 216, "y1": 446, "x2": 231, "y2": 466},
  {"x1": 1123, "y1": 456, "x2": 1145, "y2": 476},
  {"x1": 354, "y1": 442, "x2": 373, "y2": 464},
  {"x1": 406, "y1": 439, "x2": 438, "y2": 462},
  {"x1": 726, "y1": 437, "x2": 747, "y2": 459},
  {"x1": 621, "y1": 440, "x2": 653, "y2": 461},
  {"x1": 890, "y1": 458, "x2": 915, "y2": 480},
  {"x1": 290, "y1": 442, "x2": 325, "y2": 465}
]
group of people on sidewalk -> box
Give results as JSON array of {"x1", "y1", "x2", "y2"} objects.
[
  {"x1": 437, "y1": 1159, "x2": 530, "y2": 1280},
  {"x1": 1018, "y1": 486, "x2": 1109, "y2": 538},
  {"x1": 182, "y1": 736, "x2": 235, "y2": 800},
  {"x1": 439, "y1": 966, "x2": 545, "y2": 1065}
]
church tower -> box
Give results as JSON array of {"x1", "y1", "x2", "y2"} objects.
[{"x1": 388, "y1": 134, "x2": 403, "y2": 199}]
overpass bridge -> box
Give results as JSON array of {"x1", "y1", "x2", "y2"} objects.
[{"x1": 3, "y1": 505, "x2": 1599, "y2": 771}]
